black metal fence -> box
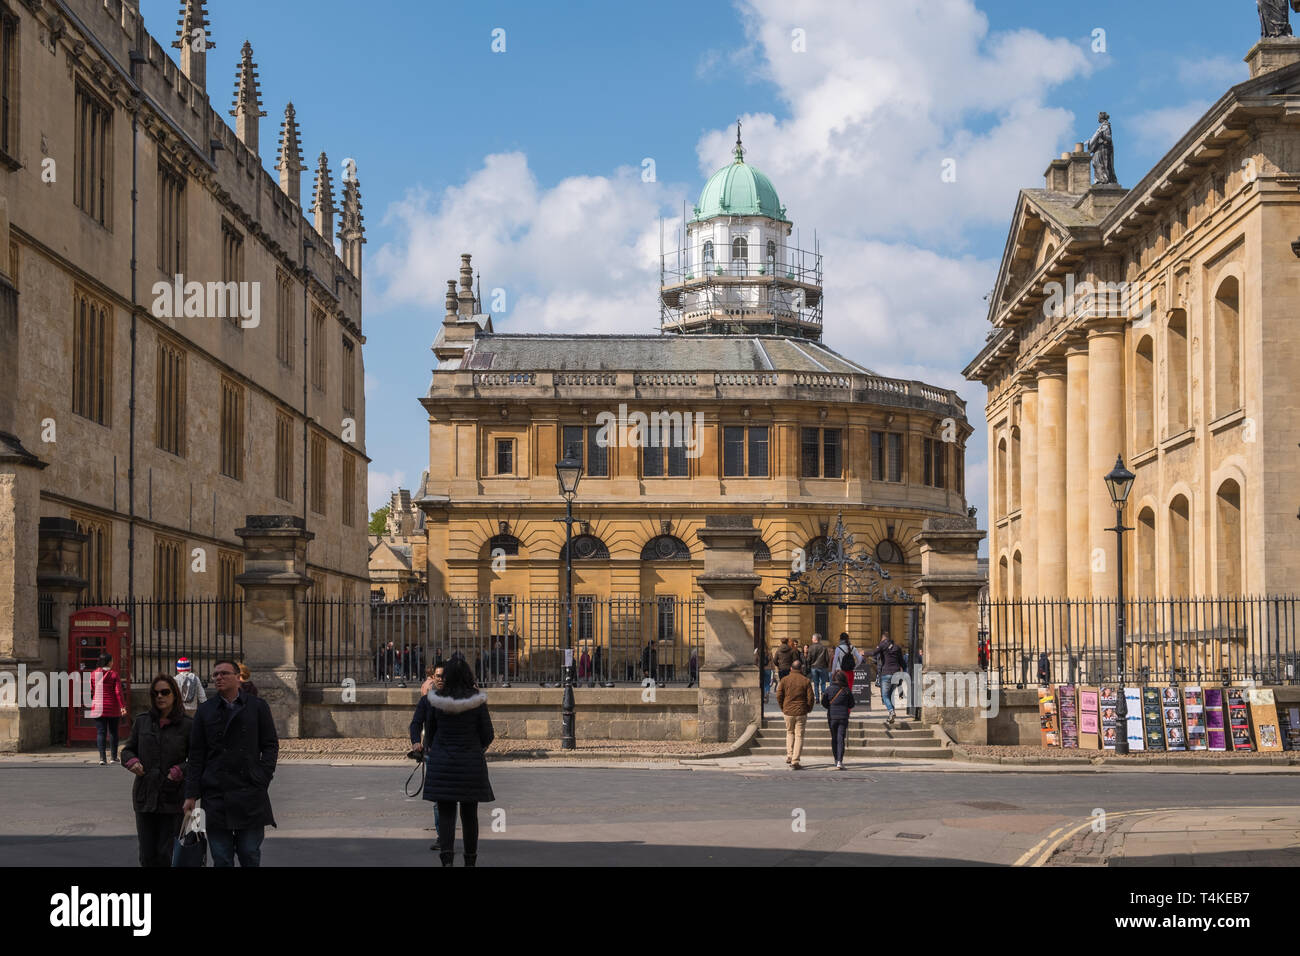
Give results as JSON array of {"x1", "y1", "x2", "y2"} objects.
[
  {"x1": 305, "y1": 595, "x2": 704, "y2": 686},
  {"x1": 70, "y1": 596, "x2": 244, "y2": 685},
  {"x1": 984, "y1": 595, "x2": 1300, "y2": 687}
]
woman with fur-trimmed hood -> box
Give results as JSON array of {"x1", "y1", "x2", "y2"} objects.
[{"x1": 422, "y1": 657, "x2": 495, "y2": 867}]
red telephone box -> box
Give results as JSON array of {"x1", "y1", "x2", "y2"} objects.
[{"x1": 67, "y1": 607, "x2": 131, "y2": 744}]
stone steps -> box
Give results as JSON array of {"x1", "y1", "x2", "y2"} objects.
[{"x1": 750, "y1": 717, "x2": 951, "y2": 759}]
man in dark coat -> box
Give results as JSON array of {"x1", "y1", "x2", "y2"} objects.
[
  {"x1": 873, "y1": 632, "x2": 907, "y2": 724},
  {"x1": 183, "y1": 659, "x2": 278, "y2": 867}
]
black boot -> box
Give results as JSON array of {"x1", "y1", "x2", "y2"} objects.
[
  {"x1": 439, "y1": 851, "x2": 454, "y2": 867},
  {"x1": 463, "y1": 854, "x2": 477, "y2": 867}
]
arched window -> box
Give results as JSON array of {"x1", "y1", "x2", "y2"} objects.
[
  {"x1": 559, "y1": 534, "x2": 609, "y2": 561},
  {"x1": 766, "y1": 240, "x2": 776, "y2": 270},
  {"x1": 754, "y1": 539, "x2": 772, "y2": 562},
  {"x1": 1012, "y1": 550, "x2": 1023, "y2": 598},
  {"x1": 996, "y1": 437, "x2": 1008, "y2": 517},
  {"x1": 1010, "y1": 426, "x2": 1021, "y2": 512},
  {"x1": 1137, "y1": 507, "x2": 1156, "y2": 595},
  {"x1": 486, "y1": 534, "x2": 520, "y2": 557},
  {"x1": 875, "y1": 540, "x2": 905, "y2": 565},
  {"x1": 998, "y1": 556, "x2": 1009, "y2": 599},
  {"x1": 1165, "y1": 310, "x2": 1189, "y2": 437},
  {"x1": 641, "y1": 535, "x2": 691, "y2": 561},
  {"x1": 1215, "y1": 480, "x2": 1242, "y2": 595},
  {"x1": 1135, "y1": 336, "x2": 1154, "y2": 450},
  {"x1": 732, "y1": 237, "x2": 748, "y2": 276},
  {"x1": 1213, "y1": 277, "x2": 1241, "y2": 420},
  {"x1": 702, "y1": 240, "x2": 714, "y2": 269},
  {"x1": 1168, "y1": 495, "x2": 1191, "y2": 596}
]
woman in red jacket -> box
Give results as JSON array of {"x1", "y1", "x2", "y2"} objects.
[{"x1": 88, "y1": 652, "x2": 127, "y2": 765}]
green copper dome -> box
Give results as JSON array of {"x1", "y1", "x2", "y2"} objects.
[{"x1": 691, "y1": 131, "x2": 788, "y2": 223}]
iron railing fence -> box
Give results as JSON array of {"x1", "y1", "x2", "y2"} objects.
[
  {"x1": 70, "y1": 596, "x2": 244, "y2": 685},
  {"x1": 984, "y1": 595, "x2": 1300, "y2": 688},
  {"x1": 305, "y1": 595, "x2": 704, "y2": 687}
]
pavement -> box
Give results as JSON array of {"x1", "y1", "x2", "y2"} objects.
[{"x1": 1, "y1": 756, "x2": 1298, "y2": 866}]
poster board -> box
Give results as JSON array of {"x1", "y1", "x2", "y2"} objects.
[
  {"x1": 1204, "y1": 686, "x2": 1227, "y2": 751},
  {"x1": 1246, "y1": 688, "x2": 1283, "y2": 753},
  {"x1": 1141, "y1": 687, "x2": 1166, "y2": 752},
  {"x1": 1078, "y1": 686, "x2": 1100, "y2": 750},
  {"x1": 1160, "y1": 685, "x2": 1187, "y2": 752},
  {"x1": 1057, "y1": 684, "x2": 1079, "y2": 749},
  {"x1": 1038, "y1": 686, "x2": 1059, "y2": 747},
  {"x1": 1225, "y1": 687, "x2": 1253, "y2": 752},
  {"x1": 1099, "y1": 685, "x2": 1120, "y2": 751},
  {"x1": 1278, "y1": 705, "x2": 1300, "y2": 751},
  {"x1": 1123, "y1": 687, "x2": 1144, "y2": 751},
  {"x1": 1182, "y1": 686, "x2": 1207, "y2": 751}
]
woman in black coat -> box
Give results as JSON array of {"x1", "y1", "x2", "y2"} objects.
[
  {"x1": 820, "y1": 669, "x2": 856, "y2": 770},
  {"x1": 121, "y1": 673, "x2": 193, "y2": 866},
  {"x1": 423, "y1": 658, "x2": 494, "y2": 866}
]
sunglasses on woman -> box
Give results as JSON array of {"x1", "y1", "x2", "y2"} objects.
[{"x1": 151, "y1": 689, "x2": 173, "y2": 697}]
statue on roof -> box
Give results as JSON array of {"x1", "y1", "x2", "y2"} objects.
[
  {"x1": 1259, "y1": 0, "x2": 1300, "y2": 38},
  {"x1": 1086, "y1": 112, "x2": 1116, "y2": 186}
]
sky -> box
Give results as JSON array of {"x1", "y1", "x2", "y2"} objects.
[{"x1": 141, "y1": 0, "x2": 1270, "y2": 541}]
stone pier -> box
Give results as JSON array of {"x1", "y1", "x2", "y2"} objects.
[{"x1": 696, "y1": 514, "x2": 761, "y2": 743}]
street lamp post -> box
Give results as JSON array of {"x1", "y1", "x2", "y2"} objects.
[
  {"x1": 1104, "y1": 455, "x2": 1135, "y2": 756},
  {"x1": 554, "y1": 457, "x2": 583, "y2": 751}
]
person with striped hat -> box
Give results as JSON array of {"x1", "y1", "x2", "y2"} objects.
[{"x1": 175, "y1": 658, "x2": 206, "y2": 715}]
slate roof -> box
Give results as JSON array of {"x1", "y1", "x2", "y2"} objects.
[{"x1": 455, "y1": 334, "x2": 876, "y2": 375}]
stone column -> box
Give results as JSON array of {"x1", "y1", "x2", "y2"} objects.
[
  {"x1": 235, "y1": 516, "x2": 315, "y2": 738},
  {"x1": 913, "y1": 515, "x2": 988, "y2": 744},
  {"x1": 1087, "y1": 322, "x2": 1125, "y2": 597},
  {"x1": 1065, "y1": 336, "x2": 1091, "y2": 596},
  {"x1": 1017, "y1": 378, "x2": 1039, "y2": 598},
  {"x1": 1035, "y1": 358, "x2": 1067, "y2": 596},
  {"x1": 695, "y1": 514, "x2": 761, "y2": 743}
]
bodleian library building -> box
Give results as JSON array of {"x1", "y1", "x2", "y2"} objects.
[{"x1": 964, "y1": 39, "x2": 1300, "y2": 606}]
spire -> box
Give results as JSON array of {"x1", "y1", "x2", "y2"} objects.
[
  {"x1": 230, "y1": 41, "x2": 266, "y2": 155},
  {"x1": 311, "y1": 152, "x2": 335, "y2": 240},
  {"x1": 734, "y1": 118, "x2": 744, "y2": 164},
  {"x1": 338, "y1": 163, "x2": 366, "y2": 277},
  {"x1": 172, "y1": 1, "x2": 212, "y2": 91},
  {"x1": 275, "y1": 102, "x2": 306, "y2": 205}
]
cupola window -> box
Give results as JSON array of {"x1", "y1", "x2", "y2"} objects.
[{"x1": 732, "y1": 237, "x2": 748, "y2": 276}]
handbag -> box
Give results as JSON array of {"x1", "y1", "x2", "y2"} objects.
[{"x1": 172, "y1": 805, "x2": 207, "y2": 867}]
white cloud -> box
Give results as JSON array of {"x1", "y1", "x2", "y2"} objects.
[
  {"x1": 368, "y1": 469, "x2": 406, "y2": 514},
  {"x1": 1131, "y1": 101, "x2": 1211, "y2": 156},
  {"x1": 1176, "y1": 55, "x2": 1245, "y2": 89}
]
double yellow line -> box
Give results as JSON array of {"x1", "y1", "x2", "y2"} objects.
[{"x1": 1014, "y1": 805, "x2": 1296, "y2": 867}]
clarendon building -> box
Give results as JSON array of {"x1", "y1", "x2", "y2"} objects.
[
  {"x1": 0, "y1": 0, "x2": 369, "y2": 722},
  {"x1": 964, "y1": 41, "x2": 1300, "y2": 603},
  {"x1": 416, "y1": 132, "x2": 972, "y2": 669}
]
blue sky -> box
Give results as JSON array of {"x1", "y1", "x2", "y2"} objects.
[{"x1": 142, "y1": 0, "x2": 1269, "y2": 532}]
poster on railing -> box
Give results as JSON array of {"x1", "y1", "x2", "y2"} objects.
[
  {"x1": 1182, "y1": 686, "x2": 1207, "y2": 751},
  {"x1": 1160, "y1": 685, "x2": 1187, "y2": 751},
  {"x1": 1279, "y1": 706, "x2": 1300, "y2": 751},
  {"x1": 1225, "y1": 687, "x2": 1254, "y2": 751},
  {"x1": 1057, "y1": 685, "x2": 1079, "y2": 748},
  {"x1": 1038, "y1": 686, "x2": 1059, "y2": 747},
  {"x1": 1246, "y1": 688, "x2": 1283, "y2": 753},
  {"x1": 1205, "y1": 687, "x2": 1227, "y2": 751},
  {"x1": 1141, "y1": 687, "x2": 1166, "y2": 752},
  {"x1": 1099, "y1": 685, "x2": 1120, "y2": 750},
  {"x1": 1124, "y1": 687, "x2": 1144, "y2": 751},
  {"x1": 1079, "y1": 687, "x2": 1100, "y2": 749}
]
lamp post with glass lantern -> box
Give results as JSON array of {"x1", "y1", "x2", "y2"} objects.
[
  {"x1": 1104, "y1": 455, "x2": 1135, "y2": 755},
  {"x1": 554, "y1": 457, "x2": 583, "y2": 750}
]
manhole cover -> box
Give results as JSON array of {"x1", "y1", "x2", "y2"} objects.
[
  {"x1": 960, "y1": 801, "x2": 1023, "y2": 811},
  {"x1": 895, "y1": 832, "x2": 927, "y2": 840}
]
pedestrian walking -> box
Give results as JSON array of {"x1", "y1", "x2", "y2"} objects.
[
  {"x1": 410, "y1": 664, "x2": 445, "y2": 849},
  {"x1": 821, "y1": 669, "x2": 856, "y2": 770},
  {"x1": 831, "y1": 633, "x2": 858, "y2": 690},
  {"x1": 873, "y1": 632, "x2": 906, "y2": 723},
  {"x1": 174, "y1": 657, "x2": 206, "y2": 715},
  {"x1": 641, "y1": 641, "x2": 659, "y2": 684},
  {"x1": 422, "y1": 658, "x2": 495, "y2": 867},
  {"x1": 183, "y1": 659, "x2": 278, "y2": 867},
  {"x1": 121, "y1": 674, "x2": 193, "y2": 866},
  {"x1": 687, "y1": 646, "x2": 699, "y2": 687},
  {"x1": 1036, "y1": 650, "x2": 1050, "y2": 685},
  {"x1": 775, "y1": 659, "x2": 814, "y2": 769},
  {"x1": 88, "y1": 653, "x2": 127, "y2": 765},
  {"x1": 772, "y1": 638, "x2": 796, "y2": 681},
  {"x1": 578, "y1": 646, "x2": 592, "y2": 683},
  {"x1": 805, "y1": 633, "x2": 831, "y2": 701}
]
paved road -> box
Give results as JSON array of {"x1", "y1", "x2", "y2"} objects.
[{"x1": 1, "y1": 762, "x2": 1297, "y2": 866}]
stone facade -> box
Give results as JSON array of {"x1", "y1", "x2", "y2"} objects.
[
  {"x1": 367, "y1": 488, "x2": 427, "y2": 600},
  {"x1": 966, "y1": 42, "x2": 1300, "y2": 600}
]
